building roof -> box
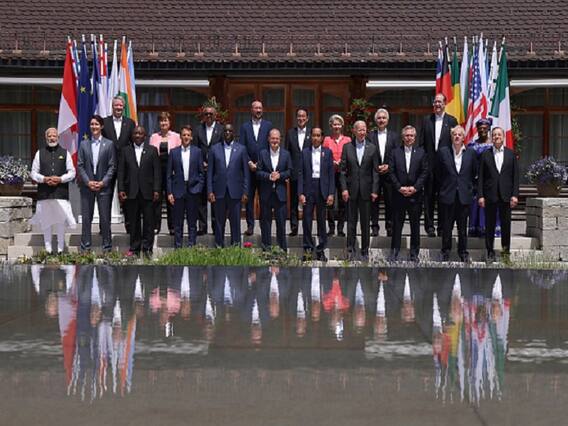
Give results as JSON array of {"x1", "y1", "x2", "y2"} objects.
[{"x1": 1, "y1": 0, "x2": 568, "y2": 71}]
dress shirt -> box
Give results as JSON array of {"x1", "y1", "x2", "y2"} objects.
[
  {"x1": 434, "y1": 113, "x2": 444, "y2": 151},
  {"x1": 31, "y1": 149, "x2": 76, "y2": 183},
  {"x1": 377, "y1": 129, "x2": 387, "y2": 161},
  {"x1": 91, "y1": 138, "x2": 101, "y2": 173},
  {"x1": 311, "y1": 146, "x2": 322, "y2": 179},
  {"x1": 404, "y1": 145, "x2": 413, "y2": 173},
  {"x1": 297, "y1": 127, "x2": 307, "y2": 151},
  {"x1": 355, "y1": 140, "x2": 365, "y2": 165},
  {"x1": 134, "y1": 143, "x2": 144, "y2": 166},
  {"x1": 113, "y1": 116, "x2": 122, "y2": 139},
  {"x1": 224, "y1": 142, "x2": 233, "y2": 167},
  {"x1": 493, "y1": 145, "x2": 504, "y2": 173},
  {"x1": 270, "y1": 148, "x2": 280, "y2": 171},
  {"x1": 252, "y1": 119, "x2": 261, "y2": 141},
  {"x1": 181, "y1": 145, "x2": 191, "y2": 181},
  {"x1": 453, "y1": 146, "x2": 465, "y2": 173},
  {"x1": 206, "y1": 124, "x2": 215, "y2": 145}
]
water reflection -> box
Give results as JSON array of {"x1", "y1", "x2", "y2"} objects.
[{"x1": 16, "y1": 265, "x2": 567, "y2": 407}]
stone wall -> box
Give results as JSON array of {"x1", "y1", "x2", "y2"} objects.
[
  {"x1": 526, "y1": 197, "x2": 568, "y2": 261},
  {"x1": 0, "y1": 197, "x2": 32, "y2": 256}
]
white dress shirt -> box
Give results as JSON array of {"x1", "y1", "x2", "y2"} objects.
[
  {"x1": 91, "y1": 138, "x2": 101, "y2": 173},
  {"x1": 297, "y1": 127, "x2": 307, "y2": 151},
  {"x1": 224, "y1": 142, "x2": 233, "y2": 167},
  {"x1": 134, "y1": 143, "x2": 144, "y2": 166},
  {"x1": 355, "y1": 140, "x2": 365, "y2": 165},
  {"x1": 311, "y1": 146, "x2": 321, "y2": 178},
  {"x1": 206, "y1": 124, "x2": 215, "y2": 145},
  {"x1": 434, "y1": 113, "x2": 444, "y2": 151},
  {"x1": 181, "y1": 145, "x2": 191, "y2": 181},
  {"x1": 252, "y1": 119, "x2": 261, "y2": 141},
  {"x1": 453, "y1": 146, "x2": 465, "y2": 173},
  {"x1": 113, "y1": 116, "x2": 122, "y2": 139},
  {"x1": 404, "y1": 145, "x2": 413, "y2": 173},
  {"x1": 494, "y1": 146, "x2": 504, "y2": 173},
  {"x1": 377, "y1": 129, "x2": 387, "y2": 161},
  {"x1": 270, "y1": 148, "x2": 280, "y2": 170}
]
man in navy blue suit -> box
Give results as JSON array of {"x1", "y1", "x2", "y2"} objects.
[
  {"x1": 257, "y1": 129, "x2": 292, "y2": 251},
  {"x1": 166, "y1": 125, "x2": 205, "y2": 248},
  {"x1": 298, "y1": 127, "x2": 335, "y2": 261},
  {"x1": 437, "y1": 125, "x2": 478, "y2": 262},
  {"x1": 208, "y1": 124, "x2": 250, "y2": 247},
  {"x1": 239, "y1": 100, "x2": 273, "y2": 236}
]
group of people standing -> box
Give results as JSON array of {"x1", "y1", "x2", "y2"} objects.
[{"x1": 31, "y1": 93, "x2": 518, "y2": 262}]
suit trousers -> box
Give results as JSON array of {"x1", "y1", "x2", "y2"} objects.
[
  {"x1": 441, "y1": 195, "x2": 470, "y2": 257},
  {"x1": 392, "y1": 196, "x2": 422, "y2": 256},
  {"x1": 173, "y1": 191, "x2": 200, "y2": 248},
  {"x1": 80, "y1": 190, "x2": 112, "y2": 252},
  {"x1": 347, "y1": 196, "x2": 371, "y2": 254},
  {"x1": 155, "y1": 167, "x2": 173, "y2": 233},
  {"x1": 485, "y1": 201, "x2": 512, "y2": 253},
  {"x1": 245, "y1": 172, "x2": 258, "y2": 230},
  {"x1": 198, "y1": 185, "x2": 215, "y2": 233},
  {"x1": 424, "y1": 171, "x2": 442, "y2": 233},
  {"x1": 289, "y1": 179, "x2": 300, "y2": 231},
  {"x1": 371, "y1": 178, "x2": 393, "y2": 232},
  {"x1": 302, "y1": 179, "x2": 328, "y2": 254},
  {"x1": 126, "y1": 193, "x2": 155, "y2": 254},
  {"x1": 260, "y1": 191, "x2": 288, "y2": 251},
  {"x1": 328, "y1": 171, "x2": 346, "y2": 232},
  {"x1": 213, "y1": 190, "x2": 241, "y2": 247}
]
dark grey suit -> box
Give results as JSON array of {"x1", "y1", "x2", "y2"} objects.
[{"x1": 77, "y1": 137, "x2": 116, "y2": 251}]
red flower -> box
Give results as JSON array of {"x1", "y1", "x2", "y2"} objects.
[{"x1": 243, "y1": 242, "x2": 253, "y2": 248}]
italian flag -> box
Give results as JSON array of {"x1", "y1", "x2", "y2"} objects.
[
  {"x1": 118, "y1": 37, "x2": 138, "y2": 124},
  {"x1": 489, "y1": 43, "x2": 513, "y2": 149}
]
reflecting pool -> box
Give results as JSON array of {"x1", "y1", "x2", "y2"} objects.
[{"x1": 1, "y1": 266, "x2": 568, "y2": 425}]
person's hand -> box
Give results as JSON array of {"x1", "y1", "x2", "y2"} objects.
[
  {"x1": 168, "y1": 194, "x2": 175, "y2": 205},
  {"x1": 94, "y1": 181, "x2": 103, "y2": 191},
  {"x1": 408, "y1": 186, "x2": 417, "y2": 196},
  {"x1": 478, "y1": 197, "x2": 485, "y2": 208},
  {"x1": 378, "y1": 164, "x2": 389, "y2": 174},
  {"x1": 371, "y1": 193, "x2": 378, "y2": 202},
  {"x1": 203, "y1": 162, "x2": 208, "y2": 171},
  {"x1": 88, "y1": 180, "x2": 97, "y2": 191},
  {"x1": 248, "y1": 161, "x2": 257, "y2": 172},
  {"x1": 326, "y1": 195, "x2": 334, "y2": 206},
  {"x1": 51, "y1": 176, "x2": 62, "y2": 185},
  {"x1": 241, "y1": 194, "x2": 248, "y2": 204},
  {"x1": 208, "y1": 193, "x2": 216, "y2": 203},
  {"x1": 44, "y1": 176, "x2": 54, "y2": 186},
  {"x1": 299, "y1": 194, "x2": 306, "y2": 205},
  {"x1": 152, "y1": 192, "x2": 160, "y2": 202},
  {"x1": 342, "y1": 190, "x2": 349, "y2": 202},
  {"x1": 119, "y1": 191, "x2": 127, "y2": 202},
  {"x1": 510, "y1": 196, "x2": 518, "y2": 208},
  {"x1": 399, "y1": 186, "x2": 409, "y2": 197}
]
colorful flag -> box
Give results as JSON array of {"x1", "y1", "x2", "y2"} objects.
[
  {"x1": 57, "y1": 38, "x2": 78, "y2": 162},
  {"x1": 107, "y1": 39, "x2": 119, "y2": 114},
  {"x1": 489, "y1": 42, "x2": 513, "y2": 148},
  {"x1": 118, "y1": 37, "x2": 137, "y2": 123},
  {"x1": 440, "y1": 39, "x2": 453, "y2": 103},
  {"x1": 435, "y1": 43, "x2": 443, "y2": 95},
  {"x1": 464, "y1": 36, "x2": 488, "y2": 144},
  {"x1": 487, "y1": 41, "x2": 499, "y2": 104},
  {"x1": 95, "y1": 35, "x2": 109, "y2": 117},
  {"x1": 459, "y1": 37, "x2": 470, "y2": 125},
  {"x1": 90, "y1": 35, "x2": 100, "y2": 116},
  {"x1": 127, "y1": 41, "x2": 138, "y2": 122},
  {"x1": 77, "y1": 38, "x2": 93, "y2": 150},
  {"x1": 446, "y1": 42, "x2": 462, "y2": 123}
]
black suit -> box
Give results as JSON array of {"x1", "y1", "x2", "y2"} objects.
[
  {"x1": 340, "y1": 140, "x2": 380, "y2": 256},
  {"x1": 284, "y1": 126, "x2": 312, "y2": 233},
  {"x1": 389, "y1": 145, "x2": 429, "y2": 258},
  {"x1": 118, "y1": 143, "x2": 161, "y2": 254},
  {"x1": 195, "y1": 121, "x2": 224, "y2": 233},
  {"x1": 418, "y1": 112, "x2": 458, "y2": 233},
  {"x1": 478, "y1": 146, "x2": 519, "y2": 254},
  {"x1": 437, "y1": 146, "x2": 478, "y2": 258},
  {"x1": 368, "y1": 128, "x2": 399, "y2": 234}
]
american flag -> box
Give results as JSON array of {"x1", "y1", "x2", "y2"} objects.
[{"x1": 464, "y1": 39, "x2": 488, "y2": 144}]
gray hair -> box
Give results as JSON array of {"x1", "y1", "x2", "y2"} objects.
[
  {"x1": 451, "y1": 125, "x2": 465, "y2": 136},
  {"x1": 328, "y1": 114, "x2": 344, "y2": 127},
  {"x1": 44, "y1": 127, "x2": 58, "y2": 139},
  {"x1": 112, "y1": 95, "x2": 126, "y2": 106},
  {"x1": 353, "y1": 120, "x2": 367, "y2": 131},
  {"x1": 374, "y1": 108, "x2": 390, "y2": 121},
  {"x1": 401, "y1": 125, "x2": 417, "y2": 137}
]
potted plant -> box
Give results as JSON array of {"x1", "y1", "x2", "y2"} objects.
[
  {"x1": 525, "y1": 156, "x2": 568, "y2": 197},
  {"x1": 0, "y1": 156, "x2": 30, "y2": 196}
]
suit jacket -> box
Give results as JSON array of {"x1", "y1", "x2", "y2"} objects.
[
  {"x1": 418, "y1": 113, "x2": 458, "y2": 170},
  {"x1": 339, "y1": 140, "x2": 380, "y2": 200},
  {"x1": 368, "y1": 128, "x2": 399, "y2": 164},
  {"x1": 284, "y1": 126, "x2": 312, "y2": 180},
  {"x1": 297, "y1": 146, "x2": 335, "y2": 200},
  {"x1": 207, "y1": 141, "x2": 250, "y2": 199},
  {"x1": 102, "y1": 115, "x2": 136, "y2": 153},
  {"x1": 77, "y1": 136, "x2": 116, "y2": 195},
  {"x1": 389, "y1": 145, "x2": 429, "y2": 203},
  {"x1": 118, "y1": 143, "x2": 161, "y2": 200},
  {"x1": 437, "y1": 146, "x2": 478, "y2": 205},
  {"x1": 478, "y1": 147, "x2": 520, "y2": 203},
  {"x1": 256, "y1": 148, "x2": 292, "y2": 203},
  {"x1": 194, "y1": 121, "x2": 224, "y2": 162},
  {"x1": 239, "y1": 119, "x2": 273, "y2": 163},
  {"x1": 166, "y1": 145, "x2": 205, "y2": 198}
]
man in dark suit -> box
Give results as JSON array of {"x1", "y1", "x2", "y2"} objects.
[
  {"x1": 257, "y1": 129, "x2": 292, "y2": 251},
  {"x1": 389, "y1": 125, "x2": 429, "y2": 262},
  {"x1": 194, "y1": 105, "x2": 223, "y2": 235},
  {"x1": 166, "y1": 125, "x2": 205, "y2": 248},
  {"x1": 419, "y1": 93, "x2": 458, "y2": 237},
  {"x1": 118, "y1": 126, "x2": 161, "y2": 257},
  {"x1": 437, "y1": 125, "x2": 478, "y2": 262},
  {"x1": 208, "y1": 124, "x2": 250, "y2": 247},
  {"x1": 77, "y1": 115, "x2": 116, "y2": 253},
  {"x1": 368, "y1": 107, "x2": 399, "y2": 237},
  {"x1": 239, "y1": 100, "x2": 273, "y2": 236},
  {"x1": 478, "y1": 127, "x2": 519, "y2": 262},
  {"x1": 340, "y1": 120, "x2": 380, "y2": 261},
  {"x1": 284, "y1": 107, "x2": 311, "y2": 236},
  {"x1": 298, "y1": 127, "x2": 335, "y2": 261}
]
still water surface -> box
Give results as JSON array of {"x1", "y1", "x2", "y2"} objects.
[{"x1": 1, "y1": 266, "x2": 568, "y2": 425}]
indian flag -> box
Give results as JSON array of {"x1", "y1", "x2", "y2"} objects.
[
  {"x1": 489, "y1": 42, "x2": 513, "y2": 149},
  {"x1": 118, "y1": 37, "x2": 138, "y2": 123}
]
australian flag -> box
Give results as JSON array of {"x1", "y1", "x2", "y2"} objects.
[{"x1": 77, "y1": 41, "x2": 93, "y2": 151}]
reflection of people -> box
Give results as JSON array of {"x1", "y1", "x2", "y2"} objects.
[{"x1": 30, "y1": 128, "x2": 77, "y2": 254}]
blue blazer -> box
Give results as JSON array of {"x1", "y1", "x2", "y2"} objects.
[
  {"x1": 256, "y1": 148, "x2": 292, "y2": 203},
  {"x1": 297, "y1": 146, "x2": 335, "y2": 199},
  {"x1": 166, "y1": 145, "x2": 205, "y2": 198},
  {"x1": 238, "y1": 119, "x2": 273, "y2": 163},
  {"x1": 437, "y1": 146, "x2": 478, "y2": 205},
  {"x1": 207, "y1": 141, "x2": 250, "y2": 199}
]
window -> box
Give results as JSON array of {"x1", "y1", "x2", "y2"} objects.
[
  {"x1": 0, "y1": 111, "x2": 31, "y2": 163},
  {"x1": 549, "y1": 114, "x2": 568, "y2": 163},
  {"x1": 516, "y1": 113, "x2": 544, "y2": 183}
]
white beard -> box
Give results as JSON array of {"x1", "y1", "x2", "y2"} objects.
[{"x1": 47, "y1": 141, "x2": 59, "y2": 148}]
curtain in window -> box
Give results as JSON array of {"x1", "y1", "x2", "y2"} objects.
[{"x1": 0, "y1": 111, "x2": 31, "y2": 163}]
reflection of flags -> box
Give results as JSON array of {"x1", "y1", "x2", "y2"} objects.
[
  {"x1": 77, "y1": 40, "x2": 93, "y2": 150},
  {"x1": 118, "y1": 37, "x2": 137, "y2": 123},
  {"x1": 57, "y1": 38, "x2": 78, "y2": 162},
  {"x1": 322, "y1": 279, "x2": 350, "y2": 312},
  {"x1": 120, "y1": 314, "x2": 136, "y2": 396},
  {"x1": 489, "y1": 42, "x2": 513, "y2": 148},
  {"x1": 58, "y1": 274, "x2": 77, "y2": 388}
]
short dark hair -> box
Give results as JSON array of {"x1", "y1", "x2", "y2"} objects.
[
  {"x1": 296, "y1": 107, "x2": 309, "y2": 117},
  {"x1": 180, "y1": 124, "x2": 193, "y2": 133},
  {"x1": 90, "y1": 115, "x2": 104, "y2": 127},
  {"x1": 158, "y1": 111, "x2": 171, "y2": 122}
]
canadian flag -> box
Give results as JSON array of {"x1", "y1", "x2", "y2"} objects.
[{"x1": 57, "y1": 38, "x2": 79, "y2": 163}]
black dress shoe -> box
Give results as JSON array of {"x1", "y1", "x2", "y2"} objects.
[
  {"x1": 386, "y1": 230, "x2": 392, "y2": 237},
  {"x1": 360, "y1": 252, "x2": 369, "y2": 262},
  {"x1": 388, "y1": 251, "x2": 399, "y2": 262},
  {"x1": 197, "y1": 229, "x2": 206, "y2": 236},
  {"x1": 460, "y1": 254, "x2": 471, "y2": 263},
  {"x1": 169, "y1": 229, "x2": 175, "y2": 236},
  {"x1": 427, "y1": 229, "x2": 436, "y2": 238},
  {"x1": 487, "y1": 251, "x2": 496, "y2": 263},
  {"x1": 244, "y1": 227, "x2": 254, "y2": 236},
  {"x1": 440, "y1": 252, "x2": 450, "y2": 262},
  {"x1": 337, "y1": 231, "x2": 346, "y2": 237},
  {"x1": 371, "y1": 228, "x2": 379, "y2": 237},
  {"x1": 327, "y1": 228, "x2": 335, "y2": 236},
  {"x1": 409, "y1": 253, "x2": 419, "y2": 262},
  {"x1": 316, "y1": 253, "x2": 328, "y2": 262},
  {"x1": 288, "y1": 229, "x2": 298, "y2": 237}
]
